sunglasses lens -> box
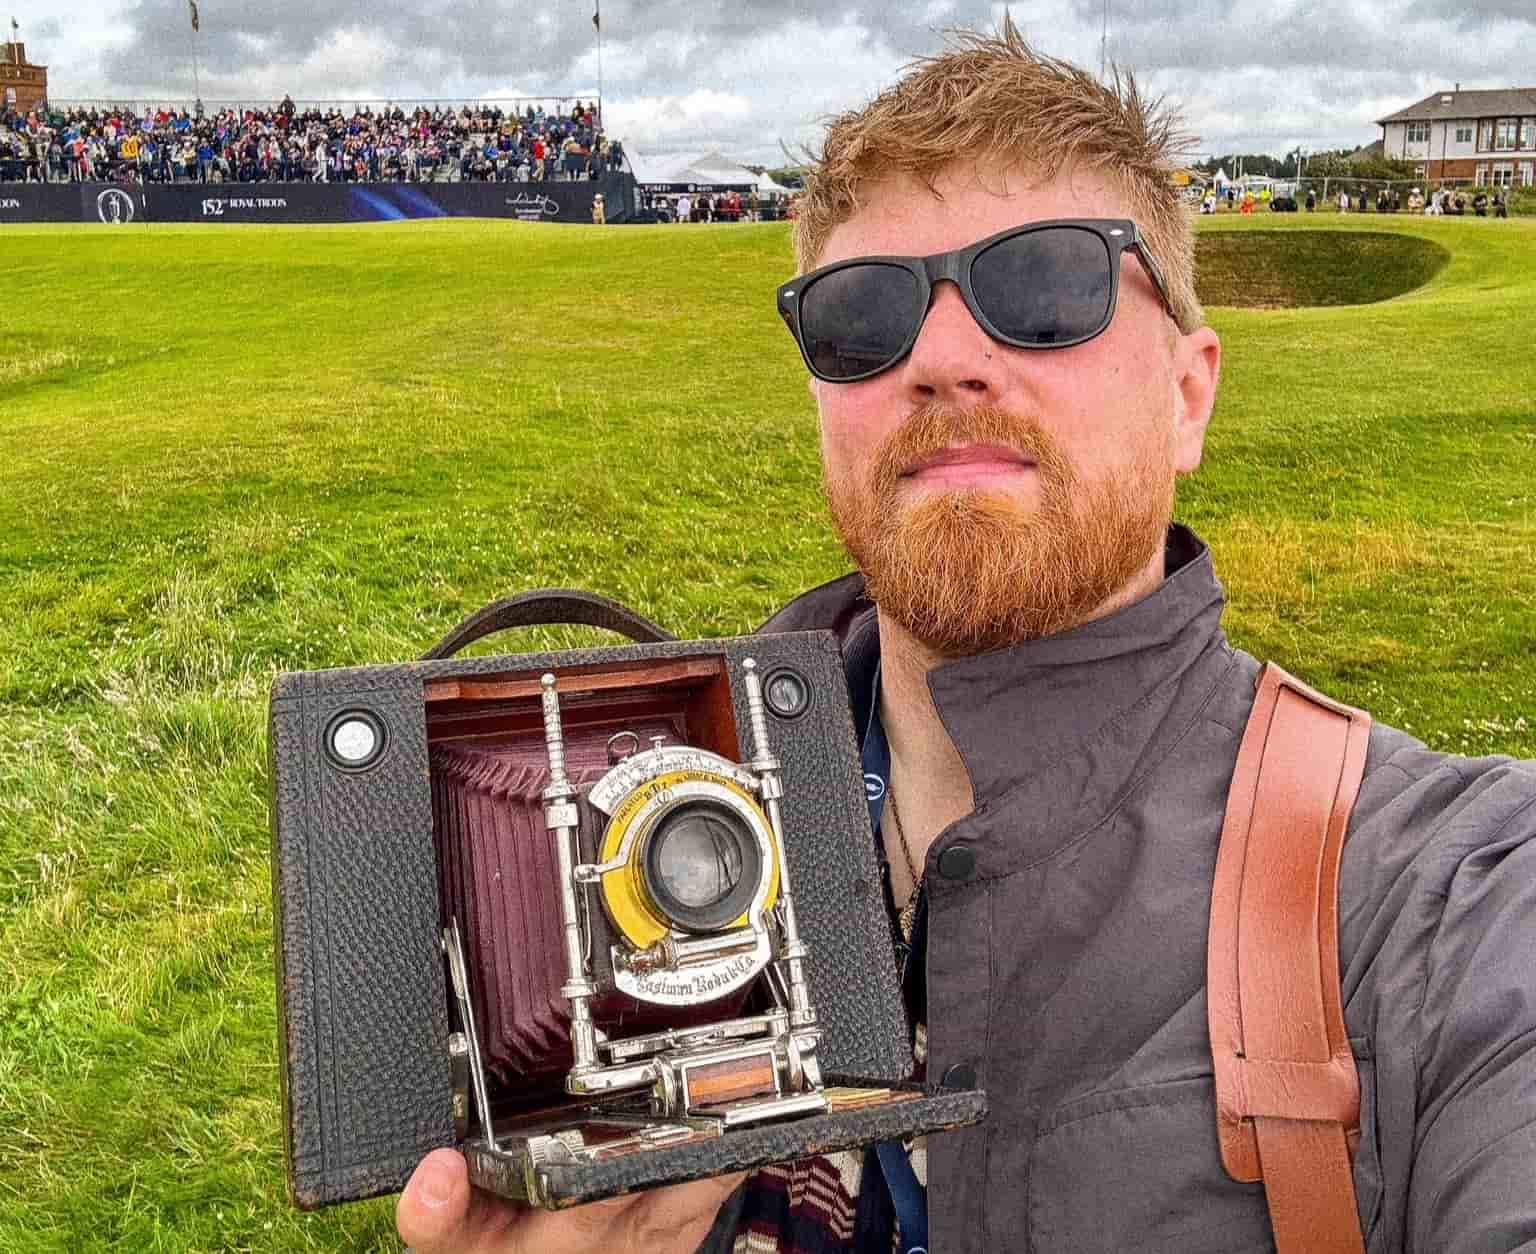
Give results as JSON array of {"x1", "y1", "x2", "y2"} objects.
[
  {"x1": 971, "y1": 227, "x2": 1114, "y2": 346},
  {"x1": 799, "y1": 263, "x2": 922, "y2": 380}
]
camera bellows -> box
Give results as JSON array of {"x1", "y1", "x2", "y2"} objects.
[{"x1": 430, "y1": 744, "x2": 726, "y2": 1088}]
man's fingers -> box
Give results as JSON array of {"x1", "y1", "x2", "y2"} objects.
[
  {"x1": 513, "y1": 1170, "x2": 748, "y2": 1251},
  {"x1": 397, "y1": 1150, "x2": 743, "y2": 1254},
  {"x1": 397, "y1": 1148, "x2": 516, "y2": 1254}
]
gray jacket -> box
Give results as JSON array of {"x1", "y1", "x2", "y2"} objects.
[{"x1": 730, "y1": 525, "x2": 1536, "y2": 1253}]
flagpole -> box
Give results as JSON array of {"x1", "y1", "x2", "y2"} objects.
[
  {"x1": 188, "y1": 0, "x2": 201, "y2": 114},
  {"x1": 593, "y1": 0, "x2": 602, "y2": 129}
]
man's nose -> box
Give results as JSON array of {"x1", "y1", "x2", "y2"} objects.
[{"x1": 897, "y1": 279, "x2": 1007, "y2": 404}]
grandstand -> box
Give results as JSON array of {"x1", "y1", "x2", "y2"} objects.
[{"x1": 0, "y1": 96, "x2": 624, "y2": 186}]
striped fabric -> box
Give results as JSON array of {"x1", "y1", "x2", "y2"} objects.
[
  {"x1": 729, "y1": 1024, "x2": 927, "y2": 1251},
  {"x1": 732, "y1": 1152, "x2": 865, "y2": 1253}
]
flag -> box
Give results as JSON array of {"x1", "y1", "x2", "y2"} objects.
[
  {"x1": 189, "y1": 0, "x2": 199, "y2": 31},
  {"x1": 591, "y1": 2, "x2": 599, "y2": 31}
]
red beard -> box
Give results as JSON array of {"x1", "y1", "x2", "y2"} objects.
[{"x1": 822, "y1": 404, "x2": 1175, "y2": 655}]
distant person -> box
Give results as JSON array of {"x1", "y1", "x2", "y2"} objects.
[
  {"x1": 1408, "y1": 187, "x2": 1424, "y2": 213},
  {"x1": 1494, "y1": 190, "x2": 1508, "y2": 219},
  {"x1": 676, "y1": 192, "x2": 692, "y2": 222},
  {"x1": 1472, "y1": 191, "x2": 1488, "y2": 218},
  {"x1": 1337, "y1": 188, "x2": 1349, "y2": 213},
  {"x1": 1305, "y1": 187, "x2": 1315, "y2": 212},
  {"x1": 591, "y1": 192, "x2": 605, "y2": 225}
]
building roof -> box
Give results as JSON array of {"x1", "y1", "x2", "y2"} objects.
[{"x1": 1378, "y1": 87, "x2": 1536, "y2": 125}]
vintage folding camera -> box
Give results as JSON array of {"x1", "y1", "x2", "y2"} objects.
[{"x1": 269, "y1": 591, "x2": 985, "y2": 1210}]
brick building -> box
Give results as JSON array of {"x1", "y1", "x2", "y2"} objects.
[
  {"x1": 1378, "y1": 87, "x2": 1536, "y2": 187},
  {"x1": 2, "y1": 39, "x2": 48, "y2": 112}
]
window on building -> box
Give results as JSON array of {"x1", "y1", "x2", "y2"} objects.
[
  {"x1": 1490, "y1": 164, "x2": 1514, "y2": 187},
  {"x1": 1476, "y1": 163, "x2": 1489, "y2": 184},
  {"x1": 1522, "y1": 118, "x2": 1536, "y2": 150},
  {"x1": 1406, "y1": 121, "x2": 1430, "y2": 143},
  {"x1": 1479, "y1": 119, "x2": 1495, "y2": 149},
  {"x1": 1495, "y1": 118, "x2": 1518, "y2": 150},
  {"x1": 1522, "y1": 162, "x2": 1535, "y2": 188},
  {"x1": 1455, "y1": 126, "x2": 1473, "y2": 144}
]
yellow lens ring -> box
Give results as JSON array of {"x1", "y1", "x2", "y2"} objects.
[{"x1": 598, "y1": 769, "x2": 780, "y2": 948}]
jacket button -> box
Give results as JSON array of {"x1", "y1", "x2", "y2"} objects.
[
  {"x1": 941, "y1": 1062, "x2": 978, "y2": 1090},
  {"x1": 936, "y1": 844, "x2": 976, "y2": 881}
]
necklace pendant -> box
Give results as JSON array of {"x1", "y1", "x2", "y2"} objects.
[{"x1": 898, "y1": 888, "x2": 919, "y2": 943}]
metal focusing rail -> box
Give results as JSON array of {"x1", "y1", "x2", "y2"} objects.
[
  {"x1": 443, "y1": 918, "x2": 500, "y2": 1154},
  {"x1": 740, "y1": 659, "x2": 817, "y2": 1030}
]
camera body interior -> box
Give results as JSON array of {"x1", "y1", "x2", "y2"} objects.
[{"x1": 270, "y1": 626, "x2": 984, "y2": 1209}]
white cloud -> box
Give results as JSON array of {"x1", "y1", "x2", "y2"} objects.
[{"x1": 12, "y1": 0, "x2": 1535, "y2": 160}]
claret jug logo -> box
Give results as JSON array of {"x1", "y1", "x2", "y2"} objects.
[{"x1": 96, "y1": 188, "x2": 136, "y2": 224}]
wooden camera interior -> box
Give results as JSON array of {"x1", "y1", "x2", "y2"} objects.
[{"x1": 423, "y1": 653, "x2": 741, "y2": 763}]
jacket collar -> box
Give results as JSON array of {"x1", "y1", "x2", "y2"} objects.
[
  {"x1": 762, "y1": 525, "x2": 1229, "y2": 811},
  {"x1": 925, "y1": 525, "x2": 1224, "y2": 810}
]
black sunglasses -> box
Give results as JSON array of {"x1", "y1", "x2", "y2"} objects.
[{"x1": 776, "y1": 218, "x2": 1176, "y2": 383}]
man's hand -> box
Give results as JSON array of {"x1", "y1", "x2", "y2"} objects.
[{"x1": 396, "y1": 1148, "x2": 745, "y2": 1254}]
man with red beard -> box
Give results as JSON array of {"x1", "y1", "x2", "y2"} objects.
[{"x1": 399, "y1": 25, "x2": 1536, "y2": 1254}]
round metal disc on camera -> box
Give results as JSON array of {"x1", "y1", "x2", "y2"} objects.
[
  {"x1": 324, "y1": 710, "x2": 386, "y2": 770},
  {"x1": 763, "y1": 667, "x2": 811, "y2": 719}
]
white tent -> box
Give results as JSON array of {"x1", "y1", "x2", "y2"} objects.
[
  {"x1": 627, "y1": 146, "x2": 783, "y2": 191},
  {"x1": 1212, "y1": 167, "x2": 1231, "y2": 189}
]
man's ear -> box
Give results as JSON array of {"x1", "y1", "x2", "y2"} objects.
[{"x1": 1172, "y1": 326, "x2": 1221, "y2": 474}]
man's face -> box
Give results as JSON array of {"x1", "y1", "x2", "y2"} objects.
[{"x1": 811, "y1": 162, "x2": 1217, "y2": 656}]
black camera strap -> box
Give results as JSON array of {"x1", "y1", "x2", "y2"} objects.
[{"x1": 421, "y1": 588, "x2": 677, "y2": 659}]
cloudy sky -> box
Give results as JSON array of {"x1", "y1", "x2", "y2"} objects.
[{"x1": 11, "y1": 1, "x2": 1534, "y2": 164}]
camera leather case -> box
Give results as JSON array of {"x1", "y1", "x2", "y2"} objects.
[{"x1": 269, "y1": 591, "x2": 985, "y2": 1210}]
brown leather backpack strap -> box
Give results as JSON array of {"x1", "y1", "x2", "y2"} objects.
[{"x1": 1207, "y1": 663, "x2": 1372, "y2": 1254}]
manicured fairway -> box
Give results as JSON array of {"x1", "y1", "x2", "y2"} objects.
[{"x1": 1, "y1": 211, "x2": 1532, "y2": 1251}]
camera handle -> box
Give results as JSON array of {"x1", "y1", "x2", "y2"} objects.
[{"x1": 421, "y1": 589, "x2": 677, "y2": 660}]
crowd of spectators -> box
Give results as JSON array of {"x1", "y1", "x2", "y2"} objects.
[
  {"x1": 0, "y1": 95, "x2": 624, "y2": 184},
  {"x1": 643, "y1": 189, "x2": 793, "y2": 223}
]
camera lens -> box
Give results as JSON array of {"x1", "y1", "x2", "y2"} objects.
[{"x1": 643, "y1": 802, "x2": 763, "y2": 933}]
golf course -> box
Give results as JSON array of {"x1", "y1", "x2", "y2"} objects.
[{"x1": 1, "y1": 210, "x2": 1533, "y2": 1251}]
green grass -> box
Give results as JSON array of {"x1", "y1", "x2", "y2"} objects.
[
  {"x1": 2, "y1": 212, "x2": 1534, "y2": 1251},
  {"x1": 1195, "y1": 229, "x2": 1450, "y2": 306}
]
